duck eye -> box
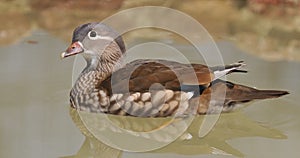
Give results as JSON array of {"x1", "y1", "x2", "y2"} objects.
[{"x1": 89, "y1": 31, "x2": 97, "y2": 38}]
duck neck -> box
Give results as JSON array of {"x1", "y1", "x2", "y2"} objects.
[
  {"x1": 70, "y1": 44, "x2": 123, "y2": 111},
  {"x1": 83, "y1": 40, "x2": 124, "y2": 76}
]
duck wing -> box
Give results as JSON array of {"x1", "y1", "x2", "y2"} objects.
[{"x1": 101, "y1": 59, "x2": 246, "y2": 95}]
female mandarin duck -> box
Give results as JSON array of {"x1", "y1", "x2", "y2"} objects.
[{"x1": 61, "y1": 22, "x2": 288, "y2": 117}]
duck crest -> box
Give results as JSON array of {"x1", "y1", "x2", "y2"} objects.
[{"x1": 62, "y1": 22, "x2": 289, "y2": 117}]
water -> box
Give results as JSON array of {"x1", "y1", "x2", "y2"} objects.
[{"x1": 0, "y1": 29, "x2": 299, "y2": 158}]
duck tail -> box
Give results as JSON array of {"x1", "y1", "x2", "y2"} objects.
[{"x1": 250, "y1": 89, "x2": 289, "y2": 100}]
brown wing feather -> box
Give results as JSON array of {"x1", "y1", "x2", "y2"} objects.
[
  {"x1": 101, "y1": 59, "x2": 214, "y2": 94},
  {"x1": 211, "y1": 79, "x2": 288, "y2": 101}
]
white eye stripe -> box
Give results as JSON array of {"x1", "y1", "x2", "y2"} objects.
[
  {"x1": 93, "y1": 35, "x2": 115, "y2": 41},
  {"x1": 88, "y1": 31, "x2": 114, "y2": 41}
]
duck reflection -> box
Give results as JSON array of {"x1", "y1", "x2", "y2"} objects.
[{"x1": 66, "y1": 107, "x2": 286, "y2": 158}]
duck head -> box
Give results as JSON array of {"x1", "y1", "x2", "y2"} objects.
[{"x1": 61, "y1": 22, "x2": 126, "y2": 69}]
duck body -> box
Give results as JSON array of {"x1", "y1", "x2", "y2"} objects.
[{"x1": 62, "y1": 22, "x2": 288, "y2": 117}]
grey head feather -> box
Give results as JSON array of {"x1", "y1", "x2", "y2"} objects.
[{"x1": 72, "y1": 22, "x2": 126, "y2": 54}]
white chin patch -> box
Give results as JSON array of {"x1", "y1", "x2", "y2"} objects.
[{"x1": 77, "y1": 41, "x2": 84, "y2": 48}]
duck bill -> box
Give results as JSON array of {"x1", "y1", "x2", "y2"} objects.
[{"x1": 61, "y1": 41, "x2": 84, "y2": 59}]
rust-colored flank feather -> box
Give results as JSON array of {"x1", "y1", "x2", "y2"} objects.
[{"x1": 62, "y1": 22, "x2": 288, "y2": 117}]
